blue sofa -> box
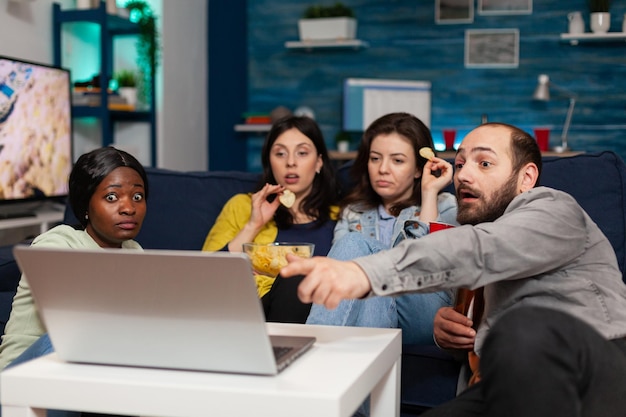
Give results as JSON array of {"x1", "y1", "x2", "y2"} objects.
[{"x1": 0, "y1": 151, "x2": 625, "y2": 416}]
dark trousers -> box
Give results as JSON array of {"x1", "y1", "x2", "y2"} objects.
[
  {"x1": 262, "y1": 274, "x2": 312, "y2": 324},
  {"x1": 422, "y1": 307, "x2": 626, "y2": 417}
]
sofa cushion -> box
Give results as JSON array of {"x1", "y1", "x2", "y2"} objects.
[
  {"x1": 0, "y1": 245, "x2": 20, "y2": 292},
  {"x1": 137, "y1": 168, "x2": 260, "y2": 250},
  {"x1": 0, "y1": 245, "x2": 21, "y2": 335},
  {"x1": 401, "y1": 345, "x2": 462, "y2": 413},
  {"x1": 540, "y1": 152, "x2": 626, "y2": 277}
]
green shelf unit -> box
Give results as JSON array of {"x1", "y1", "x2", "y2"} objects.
[{"x1": 52, "y1": 2, "x2": 156, "y2": 166}]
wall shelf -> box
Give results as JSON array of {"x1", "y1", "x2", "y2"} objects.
[
  {"x1": 285, "y1": 39, "x2": 369, "y2": 50},
  {"x1": 560, "y1": 32, "x2": 626, "y2": 45},
  {"x1": 234, "y1": 124, "x2": 272, "y2": 133}
]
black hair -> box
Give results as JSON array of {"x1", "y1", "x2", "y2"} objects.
[
  {"x1": 343, "y1": 112, "x2": 434, "y2": 216},
  {"x1": 260, "y1": 115, "x2": 338, "y2": 228},
  {"x1": 69, "y1": 147, "x2": 149, "y2": 228}
]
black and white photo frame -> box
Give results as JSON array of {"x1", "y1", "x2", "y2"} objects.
[
  {"x1": 478, "y1": 0, "x2": 532, "y2": 15},
  {"x1": 464, "y1": 29, "x2": 519, "y2": 68},
  {"x1": 436, "y1": 0, "x2": 474, "y2": 24}
]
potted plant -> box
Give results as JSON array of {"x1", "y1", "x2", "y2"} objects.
[
  {"x1": 114, "y1": 69, "x2": 138, "y2": 108},
  {"x1": 588, "y1": 0, "x2": 611, "y2": 33},
  {"x1": 298, "y1": 2, "x2": 357, "y2": 42},
  {"x1": 115, "y1": 69, "x2": 137, "y2": 88},
  {"x1": 123, "y1": 0, "x2": 160, "y2": 106}
]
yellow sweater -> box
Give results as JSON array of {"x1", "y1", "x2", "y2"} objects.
[{"x1": 202, "y1": 194, "x2": 278, "y2": 297}]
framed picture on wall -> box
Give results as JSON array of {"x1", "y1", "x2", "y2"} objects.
[
  {"x1": 478, "y1": 0, "x2": 532, "y2": 15},
  {"x1": 464, "y1": 29, "x2": 519, "y2": 68},
  {"x1": 436, "y1": 0, "x2": 474, "y2": 24}
]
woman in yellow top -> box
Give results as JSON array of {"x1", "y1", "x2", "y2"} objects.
[{"x1": 203, "y1": 115, "x2": 339, "y2": 323}]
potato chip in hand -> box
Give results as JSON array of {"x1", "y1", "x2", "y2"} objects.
[
  {"x1": 419, "y1": 147, "x2": 435, "y2": 161},
  {"x1": 279, "y1": 189, "x2": 295, "y2": 208}
]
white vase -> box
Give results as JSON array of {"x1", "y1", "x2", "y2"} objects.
[
  {"x1": 590, "y1": 12, "x2": 611, "y2": 34},
  {"x1": 622, "y1": 13, "x2": 626, "y2": 32},
  {"x1": 337, "y1": 141, "x2": 350, "y2": 153},
  {"x1": 567, "y1": 12, "x2": 585, "y2": 34},
  {"x1": 118, "y1": 87, "x2": 137, "y2": 108},
  {"x1": 298, "y1": 17, "x2": 357, "y2": 41}
]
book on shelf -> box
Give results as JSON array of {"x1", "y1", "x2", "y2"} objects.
[
  {"x1": 108, "y1": 103, "x2": 136, "y2": 111},
  {"x1": 241, "y1": 112, "x2": 272, "y2": 124},
  {"x1": 72, "y1": 89, "x2": 134, "y2": 110}
]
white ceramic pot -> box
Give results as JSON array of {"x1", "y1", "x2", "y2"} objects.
[
  {"x1": 337, "y1": 141, "x2": 350, "y2": 153},
  {"x1": 118, "y1": 87, "x2": 137, "y2": 108},
  {"x1": 298, "y1": 17, "x2": 356, "y2": 41},
  {"x1": 590, "y1": 12, "x2": 611, "y2": 34},
  {"x1": 568, "y1": 11, "x2": 585, "y2": 34}
]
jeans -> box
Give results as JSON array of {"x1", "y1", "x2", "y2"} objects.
[
  {"x1": 5, "y1": 333, "x2": 54, "y2": 370},
  {"x1": 306, "y1": 233, "x2": 452, "y2": 344},
  {"x1": 2, "y1": 334, "x2": 81, "y2": 417},
  {"x1": 422, "y1": 307, "x2": 626, "y2": 417}
]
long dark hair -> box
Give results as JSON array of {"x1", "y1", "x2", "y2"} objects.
[
  {"x1": 342, "y1": 112, "x2": 433, "y2": 216},
  {"x1": 69, "y1": 147, "x2": 148, "y2": 228},
  {"x1": 260, "y1": 116, "x2": 338, "y2": 228}
]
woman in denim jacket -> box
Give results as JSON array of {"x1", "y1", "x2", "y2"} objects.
[{"x1": 307, "y1": 112, "x2": 457, "y2": 344}]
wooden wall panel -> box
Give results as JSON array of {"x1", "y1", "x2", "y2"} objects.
[{"x1": 243, "y1": 0, "x2": 626, "y2": 170}]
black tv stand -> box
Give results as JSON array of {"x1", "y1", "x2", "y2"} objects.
[
  {"x1": 0, "y1": 203, "x2": 64, "y2": 245},
  {"x1": 0, "y1": 211, "x2": 36, "y2": 220}
]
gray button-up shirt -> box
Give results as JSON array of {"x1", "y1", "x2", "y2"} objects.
[{"x1": 355, "y1": 187, "x2": 626, "y2": 355}]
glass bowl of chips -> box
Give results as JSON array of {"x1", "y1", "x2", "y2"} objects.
[{"x1": 242, "y1": 242, "x2": 315, "y2": 278}]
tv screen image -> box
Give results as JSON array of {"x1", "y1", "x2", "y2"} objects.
[{"x1": 0, "y1": 55, "x2": 72, "y2": 208}]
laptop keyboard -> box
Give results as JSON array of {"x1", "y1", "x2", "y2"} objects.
[{"x1": 273, "y1": 346, "x2": 293, "y2": 361}]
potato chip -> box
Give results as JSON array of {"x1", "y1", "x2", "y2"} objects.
[
  {"x1": 243, "y1": 243, "x2": 314, "y2": 277},
  {"x1": 419, "y1": 147, "x2": 435, "y2": 161},
  {"x1": 279, "y1": 189, "x2": 295, "y2": 208}
]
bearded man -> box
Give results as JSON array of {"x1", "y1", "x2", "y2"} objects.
[{"x1": 282, "y1": 122, "x2": 626, "y2": 417}]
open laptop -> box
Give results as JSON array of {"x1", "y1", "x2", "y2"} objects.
[{"x1": 12, "y1": 246, "x2": 315, "y2": 375}]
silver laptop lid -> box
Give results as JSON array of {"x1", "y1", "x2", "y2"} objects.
[{"x1": 13, "y1": 246, "x2": 312, "y2": 375}]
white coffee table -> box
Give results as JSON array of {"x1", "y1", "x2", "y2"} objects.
[{"x1": 1, "y1": 323, "x2": 401, "y2": 417}]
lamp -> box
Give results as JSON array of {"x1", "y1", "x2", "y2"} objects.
[{"x1": 532, "y1": 74, "x2": 577, "y2": 153}]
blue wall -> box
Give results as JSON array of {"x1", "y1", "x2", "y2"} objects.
[
  {"x1": 209, "y1": 0, "x2": 248, "y2": 171},
  {"x1": 236, "y1": 0, "x2": 626, "y2": 172}
]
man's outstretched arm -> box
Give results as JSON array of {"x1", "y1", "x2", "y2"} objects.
[{"x1": 281, "y1": 254, "x2": 372, "y2": 309}]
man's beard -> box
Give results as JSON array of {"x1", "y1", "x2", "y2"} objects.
[{"x1": 456, "y1": 173, "x2": 519, "y2": 226}]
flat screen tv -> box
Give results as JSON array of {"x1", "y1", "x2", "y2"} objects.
[{"x1": 0, "y1": 55, "x2": 72, "y2": 218}]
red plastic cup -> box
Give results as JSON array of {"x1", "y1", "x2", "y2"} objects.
[
  {"x1": 443, "y1": 129, "x2": 456, "y2": 151},
  {"x1": 533, "y1": 128, "x2": 550, "y2": 152},
  {"x1": 429, "y1": 222, "x2": 455, "y2": 233}
]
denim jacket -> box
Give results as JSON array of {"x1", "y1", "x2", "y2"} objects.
[{"x1": 333, "y1": 192, "x2": 458, "y2": 248}]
